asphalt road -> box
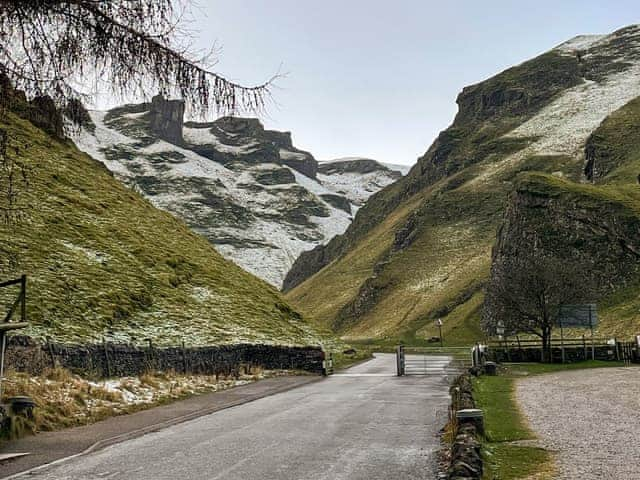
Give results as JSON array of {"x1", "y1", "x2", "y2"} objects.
[{"x1": 22, "y1": 353, "x2": 451, "y2": 480}]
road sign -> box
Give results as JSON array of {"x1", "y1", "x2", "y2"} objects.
[{"x1": 557, "y1": 304, "x2": 598, "y2": 328}]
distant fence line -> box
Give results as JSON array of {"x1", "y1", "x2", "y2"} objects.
[
  {"x1": 5, "y1": 336, "x2": 325, "y2": 378},
  {"x1": 486, "y1": 337, "x2": 639, "y2": 364}
]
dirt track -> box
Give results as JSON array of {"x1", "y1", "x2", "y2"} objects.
[{"x1": 516, "y1": 367, "x2": 640, "y2": 479}]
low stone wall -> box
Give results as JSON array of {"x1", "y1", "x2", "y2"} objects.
[
  {"x1": 5, "y1": 336, "x2": 325, "y2": 378},
  {"x1": 446, "y1": 374, "x2": 483, "y2": 480}
]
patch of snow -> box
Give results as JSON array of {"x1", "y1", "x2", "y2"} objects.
[
  {"x1": 469, "y1": 30, "x2": 640, "y2": 186},
  {"x1": 183, "y1": 126, "x2": 259, "y2": 155},
  {"x1": 60, "y1": 240, "x2": 109, "y2": 265},
  {"x1": 190, "y1": 286, "x2": 212, "y2": 303},
  {"x1": 555, "y1": 34, "x2": 607, "y2": 53},
  {"x1": 319, "y1": 170, "x2": 399, "y2": 206},
  {"x1": 279, "y1": 149, "x2": 308, "y2": 161}
]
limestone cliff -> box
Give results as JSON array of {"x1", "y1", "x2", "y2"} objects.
[{"x1": 484, "y1": 174, "x2": 640, "y2": 335}]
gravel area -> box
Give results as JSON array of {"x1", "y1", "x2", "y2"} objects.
[{"x1": 516, "y1": 367, "x2": 640, "y2": 479}]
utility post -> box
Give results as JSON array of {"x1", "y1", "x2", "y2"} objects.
[{"x1": 496, "y1": 320, "x2": 506, "y2": 362}]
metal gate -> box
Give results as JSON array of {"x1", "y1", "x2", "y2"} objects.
[{"x1": 396, "y1": 345, "x2": 473, "y2": 376}]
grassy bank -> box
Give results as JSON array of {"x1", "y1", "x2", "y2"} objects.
[
  {"x1": 475, "y1": 361, "x2": 624, "y2": 479},
  {"x1": 331, "y1": 346, "x2": 375, "y2": 370}
]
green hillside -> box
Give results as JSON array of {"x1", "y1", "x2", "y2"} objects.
[
  {"x1": 0, "y1": 110, "x2": 329, "y2": 347},
  {"x1": 285, "y1": 26, "x2": 640, "y2": 344}
]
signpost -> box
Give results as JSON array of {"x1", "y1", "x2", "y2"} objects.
[
  {"x1": 495, "y1": 320, "x2": 509, "y2": 361},
  {"x1": 557, "y1": 304, "x2": 598, "y2": 361}
]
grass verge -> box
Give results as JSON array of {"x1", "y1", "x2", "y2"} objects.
[
  {"x1": 331, "y1": 346, "x2": 375, "y2": 370},
  {"x1": 475, "y1": 361, "x2": 623, "y2": 479},
  {"x1": 1, "y1": 366, "x2": 299, "y2": 440}
]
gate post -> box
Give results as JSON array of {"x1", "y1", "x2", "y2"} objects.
[{"x1": 396, "y1": 345, "x2": 405, "y2": 376}]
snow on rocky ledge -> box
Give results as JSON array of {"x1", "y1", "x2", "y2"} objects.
[{"x1": 73, "y1": 106, "x2": 408, "y2": 287}]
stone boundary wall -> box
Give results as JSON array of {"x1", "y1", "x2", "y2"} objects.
[
  {"x1": 446, "y1": 374, "x2": 483, "y2": 480},
  {"x1": 5, "y1": 336, "x2": 325, "y2": 378}
]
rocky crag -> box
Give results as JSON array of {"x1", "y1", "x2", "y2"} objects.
[{"x1": 75, "y1": 97, "x2": 403, "y2": 287}]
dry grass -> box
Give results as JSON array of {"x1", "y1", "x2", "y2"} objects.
[{"x1": 0, "y1": 366, "x2": 292, "y2": 439}]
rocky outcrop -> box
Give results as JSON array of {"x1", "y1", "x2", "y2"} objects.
[
  {"x1": 392, "y1": 211, "x2": 420, "y2": 251},
  {"x1": 318, "y1": 158, "x2": 401, "y2": 177},
  {"x1": 75, "y1": 102, "x2": 400, "y2": 287},
  {"x1": 333, "y1": 276, "x2": 388, "y2": 331},
  {"x1": 320, "y1": 194, "x2": 352, "y2": 214},
  {"x1": 194, "y1": 116, "x2": 318, "y2": 178},
  {"x1": 149, "y1": 94, "x2": 185, "y2": 145},
  {"x1": 0, "y1": 75, "x2": 66, "y2": 139},
  {"x1": 484, "y1": 173, "x2": 640, "y2": 325}
]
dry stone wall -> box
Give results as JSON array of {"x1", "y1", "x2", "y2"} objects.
[{"x1": 5, "y1": 336, "x2": 325, "y2": 378}]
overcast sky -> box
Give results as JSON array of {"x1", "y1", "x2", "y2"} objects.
[{"x1": 99, "y1": 1, "x2": 639, "y2": 165}]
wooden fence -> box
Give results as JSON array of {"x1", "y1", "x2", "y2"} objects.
[
  {"x1": 0, "y1": 275, "x2": 26, "y2": 324},
  {"x1": 487, "y1": 336, "x2": 639, "y2": 364}
]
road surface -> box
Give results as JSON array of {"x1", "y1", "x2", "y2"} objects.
[{"x1": 20, "y1": 353, "x2": 451, "y2": 480}]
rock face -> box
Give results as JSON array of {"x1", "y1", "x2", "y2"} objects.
[
  {"x1": 74, "y1": 99, "x2": 405, "y2": 287},
  {"x1": 284, "y1": 25, "x2": 640, "y2": 341},
  {"x1": 149, "y1": 94, "x2": 185, "y2": 145},
  {"x1": 484, "y1": 174, "x2": 640, "y2": 328},
  {"x1": 0, "y1": 75, "x2": 66, "y2": 139}
]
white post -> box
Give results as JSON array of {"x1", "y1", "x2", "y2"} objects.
[{"x1": 0, "y1": 333, "x2": 6, "y2": 400}]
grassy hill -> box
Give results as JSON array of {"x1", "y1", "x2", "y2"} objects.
[
  {"x1": 0, "y1": 109, "x2": 330, "y2": 347},
  {"x1": 285, "y1": 25, "x2": 640, "y2": 345}
]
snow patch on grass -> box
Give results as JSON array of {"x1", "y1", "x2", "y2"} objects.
[
  {"x1": 60, "y1": 240, "x2": 109, "y2": 265},
  {"x1": 469, "y1": 36, "x2": 640, "y2": 187}
]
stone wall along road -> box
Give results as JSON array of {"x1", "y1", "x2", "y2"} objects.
[{"x1": 516, "y1": 367, "x2": 640, "y2": 480}]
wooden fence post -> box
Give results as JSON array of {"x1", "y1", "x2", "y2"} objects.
[
  {"x1": 46, "y1": 336, "x2": 57, "y2": 368},
  {"x1": 103, "y1": 337, "x2": 112, "y2": 377},
  {"x1": 20, "y1": 275, "x2": 26, "y2": 322},
  {"x1": 182, "y1": 340, "x2": 188, "y2": 374}
]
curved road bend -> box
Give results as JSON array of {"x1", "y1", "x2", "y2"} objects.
[{"x1": 23, "y1": 353, "x2": 451, "y2": 480}]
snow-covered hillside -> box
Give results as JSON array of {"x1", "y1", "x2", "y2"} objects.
[
  {"x1": 471, "y1": 24, "x2": 640, "y2": 187},
  {"x1": 318, "y1": 157, "x2": 409, "y2": 206},
  {"x1": 74, "y1": 99, "x2": 406, "y2": 287}
]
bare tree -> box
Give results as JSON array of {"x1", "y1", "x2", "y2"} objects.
[
  {"x1": 483, "y1": 253, "x2": 587, "y2": 362},
  {"x1": 0, "y1": 0, "x2": 277, "y2": 117}
]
